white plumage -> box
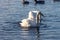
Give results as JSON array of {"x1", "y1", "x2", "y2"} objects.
[{"x1": 20, "y1": 11, "x2": 41, "y2": 27}]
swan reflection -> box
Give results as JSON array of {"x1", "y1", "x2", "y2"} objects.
[{"x1": 20, "y1": 27, "x2": 40, "y2": 40}]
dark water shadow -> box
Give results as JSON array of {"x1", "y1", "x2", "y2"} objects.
[
  {"x1": 22, "y1": 4, "x2": 29, "y2": 7},
  {"x1": 34, "y1": 3, "x2": 45, "y2": 6},
  {"x1": 53, "y1": 0, "x2": 60, "y2": 2}
]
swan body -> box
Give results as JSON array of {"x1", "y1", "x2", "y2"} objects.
[{"x1": 20, "y1": 11, "x2": 42, "y2": 27}]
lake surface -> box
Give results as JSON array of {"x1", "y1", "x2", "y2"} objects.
[{"x1": 0, "y1": 0, "x2": 60, "y2": 40}]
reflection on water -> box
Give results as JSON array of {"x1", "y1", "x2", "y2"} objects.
[
  {"x1": 0, "y1": 22, "x2": 41, "y2": 40},
  {"x1": 20, "y1": 27, "x2": 40, "y2": 40}
]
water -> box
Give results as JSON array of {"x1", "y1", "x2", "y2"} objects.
[{"x1": 0, "y1": 0, "x2": 60, "y2": 40}]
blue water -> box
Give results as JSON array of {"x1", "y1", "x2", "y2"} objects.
[{"x1": 0, "y1": 0, "x2": 60, "y2": 40}]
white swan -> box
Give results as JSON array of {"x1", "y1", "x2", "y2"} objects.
[{"x1": 20, "y1": 11, "x2": 43, "y2": 27}]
